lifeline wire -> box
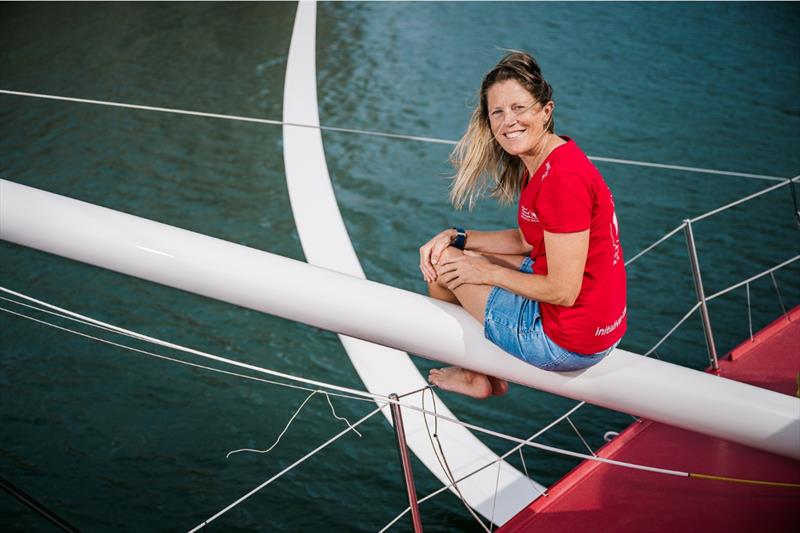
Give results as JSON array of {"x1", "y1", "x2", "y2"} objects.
[
  {"x1": 0, "y1": 287, "x2": 384, "y2": 403},
  {"x1": 690, "y1": 175, "x2": 800, "y2": 223},
  {"x1": 0, "y1": 297, "x2": 373, "y2": 406},
  {"x1": 385, "y1": 392, "x2": 800, "y2": 490},
  {"x1": 705, "y1": 255, "x2": 800, "y2": 302},
  {"x1": 2, "y1": 288, "x2": 798, "y2": 515},
  {"x1": 3, "y1": 294, "x2": 797, "y2": 533},
  {"x1": 643, "y1": 254, "x2": 799, "y2": 357},
  {"x1": 187, "y1": 404, "x2": 386, "y2": 533},
  {"x1": 1, "y1": 82, "x2": 798, "y2": 524},
  {"x1": 379, "y1": 403, "x2": 585, "y2": 533},
  {"x1": 4, "y1": 282, "x2": 799, "y2": 487},
  {"x1": 566, "y1": 416, "x2": 596, "y2": 457},
  {"x1": 0, "y1": 89, "x2": 791, "y2": 181}
]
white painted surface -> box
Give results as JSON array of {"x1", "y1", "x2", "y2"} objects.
[
  {"x1": 280, "y1": 2, "x2": 541, "y2": 524},
  {"x1": 3, "y1": 178, "x2": 799, "y2": 466}
]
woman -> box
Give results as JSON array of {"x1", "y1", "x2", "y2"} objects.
[{"x1": 420, "y1": 51, "x2": 627, "y2": 399}]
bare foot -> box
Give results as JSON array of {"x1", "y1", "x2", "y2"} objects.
[
  {"x1": 428, "y1": 367, "x2": 493, "y2": 399},
  {"x1": 488, "y1": 376, "x2": 509, "y2": 396}
]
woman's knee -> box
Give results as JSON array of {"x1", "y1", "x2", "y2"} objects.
[
  {"x1": 428, "y1": 279, "x2": 459, "y2": 303},
  {"x1": 437, "y1": 245, "x2": 464, "y2": 264}
]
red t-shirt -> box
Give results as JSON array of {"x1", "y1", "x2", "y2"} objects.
[{"x1": 518, "y1": 137, "x2": 627, "y2": 354}]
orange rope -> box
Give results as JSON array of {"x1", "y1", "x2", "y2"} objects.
[{"x1": 689, "y1": 472, "x2": 800, "y2": 488}]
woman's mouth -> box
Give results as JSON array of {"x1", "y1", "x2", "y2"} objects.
[{"x1": 504, "y1": 129, "x2": 525, "y2": 139}]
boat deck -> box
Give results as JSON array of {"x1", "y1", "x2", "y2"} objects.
[{"x1": 499, "y1": 306, "x2": 800, "y2": 533}]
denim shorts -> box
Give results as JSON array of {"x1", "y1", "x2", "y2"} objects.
[{"x1": 483, "y1": 257, "x2": 618, "y2": 372}]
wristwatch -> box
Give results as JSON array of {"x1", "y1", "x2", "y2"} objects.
[{"x1": 451, "y1": 227, "x2": 467, "y2": 250}]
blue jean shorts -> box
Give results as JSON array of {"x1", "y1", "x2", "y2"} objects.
[{"x1": 483, "y1": 257, "x2": 618, "y2": 372}]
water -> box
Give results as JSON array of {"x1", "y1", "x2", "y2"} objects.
[{"x1": 1, "y1": 2, "x2": 798, "y2": 531}]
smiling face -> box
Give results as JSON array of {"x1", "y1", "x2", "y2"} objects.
[{"x1": 486, "y1": 79, "x2": 553, "y2": 158}]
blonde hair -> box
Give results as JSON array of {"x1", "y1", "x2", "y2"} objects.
[{"x1": 450, "y1": 51, "x2": 555, "y2": 210}]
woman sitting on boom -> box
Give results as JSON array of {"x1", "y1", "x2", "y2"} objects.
[{"x1": 420, "y1": 51, "x2": 627, "y2": 399}]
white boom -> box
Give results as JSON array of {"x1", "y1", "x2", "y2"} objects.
[{"x1": 2, "y1": 178, "x2": 799, "y2": 463}]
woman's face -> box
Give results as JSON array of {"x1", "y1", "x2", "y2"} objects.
[{"x1": 486, "y1": 79, "x2": 551, "y2": 156}]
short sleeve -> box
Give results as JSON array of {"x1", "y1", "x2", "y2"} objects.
[{"x1": 536, "y1": 170, "x2": 593, "y2": 233}]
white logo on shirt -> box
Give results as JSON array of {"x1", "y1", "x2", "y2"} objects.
[
  {"x1": 610, "y1": 210, "x2": 621, "y2": 266},
  {"x1": 521, "y1": 205, "x2": 539, "y2": 223},
  {"x1": 594, "y1": 306, "x2": 626, "y2": 337},
  {"x1": 541, "y1": 161, "x2": 551, "y2": 181}
]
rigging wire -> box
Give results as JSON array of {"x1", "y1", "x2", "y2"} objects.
[
  {"x1": 790, "y1": 175, "x2": 800, "y2": 228},
  {"x1": 689, "y1": 176, "x2": 800, "y2": 223},
  {"x1": 1, "y1": 64, "x2": 798, "y2": 530},
  {"x1": 5, "y1": 290, "x2": 795, "y2": 496},
  {"x1": 0, "y1": 88, "x2": 791, "y2": 182},
  {"x1": 1, "y1": 289, "x2": 798, "y2": 533},
  {"x1": 187, "y1": 404, "x2": 387, "y2": 533},
  {"x1": 0, "y1": 287, "x2": 384, "y2": 403},
  {"x1": 566, "y1": 416, "x2": 596, "y2": 457},
  {"x1": 0, "y1": 476, "x2": 80, "y2": 533},
  {"x1": 0, "y1": 298, "x2": 373, "y2": 406},
  {"x1": 421, "y1": 387, "x2": 491, "y2": 533}
]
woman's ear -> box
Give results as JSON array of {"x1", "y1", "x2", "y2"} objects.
[{"x1": 543, "y1": 100, "x2": 555, "y2": 119}]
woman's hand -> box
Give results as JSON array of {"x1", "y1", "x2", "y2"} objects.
[
  {"x1": 419, "y1": 229, "x2": 456, "y2": 283},
  {"x1": 436, "y1": 251, "x2": 496, "y2": 290}
]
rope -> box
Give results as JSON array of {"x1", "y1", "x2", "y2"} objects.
[
  {"x1": 0, "y1": 475, "x2": 80, "y2": 533},
  {"x1": 789, "y1": 175, "x2": 800, "y2": 228},
  {"x1": 0, "y1": 287, "x2": 384, "y2": 403},
  {"x1": 587, "y1": 156, "x2": 789, "y2": 182},
  {"x1": 689, "y1": 176, "x2": 800, "y2": 223},
  {"x1": 624, "y1": 223, "x2": 686, "y2": 267},
  {"x1": 0, "y1": 300, "x2": 373, "y2": 405},
  {"x1": 625, "y1": 177, "x2": 798, "y2": 270},
  {"x1": 641, "y1": 255, "x2": 797, "y2": 359},
  {"x1": 516, "y1": 448, "x2": 545, "y2": 497},
  {"x1": 705, "y1": 255, "x2": 800, "y2": 302},
  {"x1": 746, "y1": 282, "x2": 754, "y2": 342},
  {"x1": 770, "y1": 272, "x2": 788, "y2": 318},
  {"x1": 421, "y1": 387, "x2": 491, "y2": 533},
  {"x1": 490, "y1": 458, "x2": 502, "y2": 532},
  {"x1": 226, "y1": 390, "x2": 361, "y2": 458},
  {"x1": 688, "y1": 473, "x2": 800, "y2": 488},
  {"x1": 187, "y1": 404, "x2": 386, "y2": 533},
  {"x1": 1, "y1": 88, "x2": 791, "y2": 182},
  {"x1": 644, "y1": 302, "x2": 702, "y2": 357},
  {"x1": 3, "y1": 285, "x2": 797, "y2": 530},
  {"x1": 0, "y1": 89, "x2": 453, "y2": 145},
  {"x1": 379, "y1": 403, "x2": 583, "y2": 532},
  {"x1": 566, "y1": 416, "x2": 596, "y2": 457}
]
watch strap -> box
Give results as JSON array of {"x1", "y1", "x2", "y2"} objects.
[{"x1": 451, "y1": 227, "x2": 467, "y2": 250}]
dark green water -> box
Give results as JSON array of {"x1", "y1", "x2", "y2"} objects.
[{"x1": 1, "y1": 2, "x2": 798, "y2": 531}]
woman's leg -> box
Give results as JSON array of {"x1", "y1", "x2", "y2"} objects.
[{"x1": 426, "y1": 247, "x2": 526, "y2": 399}]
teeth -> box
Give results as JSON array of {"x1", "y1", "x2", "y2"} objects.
[{"x1": 504, "y1": 130, "x2": 524, "y2": 139}]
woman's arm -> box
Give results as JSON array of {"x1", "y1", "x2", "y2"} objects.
[
  {"x1": 437, "y1": 229, "x2": 589, "y2": 307},
  {"x1": 420, "y1": 228, "x2": 531, "y2": 283},
  {"x1": 463, "y1": 228, "x2": 533, "y2": 255}
]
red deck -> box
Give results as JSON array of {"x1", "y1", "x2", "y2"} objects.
[{"x1": 499, "y1": 306, "x2": 800, "y2": 533}]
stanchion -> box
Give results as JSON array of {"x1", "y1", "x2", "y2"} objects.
[
  {"x1": 684, "y1": 219, "x2": 719, "y2": 370},
  {"x1": 389, "y1": 393, "x2": 423, "y2": 532}
]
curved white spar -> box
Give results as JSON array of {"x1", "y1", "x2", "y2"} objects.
[
  {"x1": 280, "y1": 1, "x2": 542, "y2": 524},
  {"x1": 3, "y1": 179, "x2": 799, "y2": 464}
]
